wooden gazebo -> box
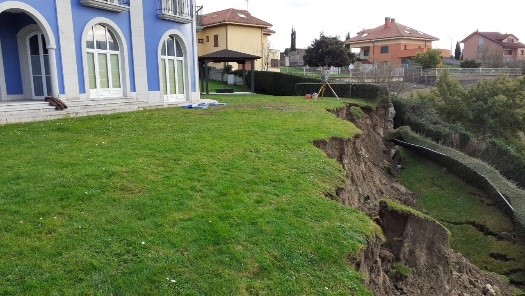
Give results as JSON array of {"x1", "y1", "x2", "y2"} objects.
[{"x1": 198, "y1": 49, "x2": 261, "y2": 94}]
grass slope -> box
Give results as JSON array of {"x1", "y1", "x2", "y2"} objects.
[
  {"x1": 393, "y1": 127, "x2": 525, "y2": 229},
  {"x1": 0, "y1": 95, "x2": 379, "y2": 295},
  {"x1": 399, "y1": 149, "x2": 525, "y2": 289}
]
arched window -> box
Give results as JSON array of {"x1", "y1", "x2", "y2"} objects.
[
  {"x1": 160, "y1": 35, "x2": 185, "y2": 101},
  {"x1": 86, "y1": 24, "x2": 121, "y2": 98}
]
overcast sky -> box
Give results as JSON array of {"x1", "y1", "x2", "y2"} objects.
[{"x1": 196, "y1": 0, "x2": 525, "y2": 53}]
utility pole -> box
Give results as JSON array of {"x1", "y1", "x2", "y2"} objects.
[{"x1": 245, "y1": 0, "x2": 249, "y2": 10}]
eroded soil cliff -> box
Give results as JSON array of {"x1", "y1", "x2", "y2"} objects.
[{"x1": 315, "y1": 102, "x2": 512, "y2": 295}]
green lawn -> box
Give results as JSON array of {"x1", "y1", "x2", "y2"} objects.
[
  {"x1": 399, "y1": 149, "x2": 525, "y2": 290},
  {"x1": 0, "y1": 95, "x2": 379, "y2": 295}
]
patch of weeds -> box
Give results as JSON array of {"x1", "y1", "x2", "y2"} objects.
[
  {"x1": 350, "y1": 106, "x2": 365, "y2": 119},
  {"x1": 388, "y1": 263, "x2": 412, "y2": 281}
]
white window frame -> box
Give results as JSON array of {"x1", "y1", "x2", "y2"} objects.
[
  {"x1": 26, "y1": 32, "x2": 52, "y2": 99},
  {"x1": 160, "y1": 36, "x2": 186, "y2": 102},
  {"x1": 86, "y1": 24, "x2": 124, "y2": 98}
]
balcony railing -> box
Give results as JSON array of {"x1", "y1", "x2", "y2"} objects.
[
  {"x1": 80, "y1": 0, "x2": 130, "y2": 12},
  {"x1": 157, "y1": 0, "x2": 193, "y2": 23}
]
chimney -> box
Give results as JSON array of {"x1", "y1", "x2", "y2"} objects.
[
  {"x1": 385, "y1": 17, "x2": 391, "y2": 29},
  {"x1": 391, "y1": 18, "x2": 396, "y2": 23}
]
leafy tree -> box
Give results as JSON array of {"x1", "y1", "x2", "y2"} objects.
[
  {"x1": 454, "y1": 42, "x2": 462, "y2": 60},
  {"x1": 421, "y1": 72, "x2": 525, "y2": 139},
  {"x1": 414, "y1": 49, "x2": 442, "y2": 69},
  {"x1": 348, "y1": 51, "x2": 359, "y2": 64},
  {"x1": 460, "y1": 59, "x2": 481, "y2": 68},
  {"x1": 303, "y1": 34, "x2": 350, "y2": 68}
]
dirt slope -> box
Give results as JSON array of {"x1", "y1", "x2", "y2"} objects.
[{"x1": 315, "y1": 102, "x2": 512, "y2": 295}]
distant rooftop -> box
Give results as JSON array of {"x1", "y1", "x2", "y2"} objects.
[
  {"x1": 346, "y1": 17, "x2": 438, "y2": 44},
  {"x1": 199, "y1": 8, "x2": 272, "y2": 29}
]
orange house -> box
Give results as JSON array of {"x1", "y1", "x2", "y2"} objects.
[{"x1": 345, "y1": 17, "x2": 439, "y2": 66}]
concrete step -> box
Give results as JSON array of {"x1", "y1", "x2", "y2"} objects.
[{"x1": 0, "y1": 97, "x2": 210, "y2": 125}]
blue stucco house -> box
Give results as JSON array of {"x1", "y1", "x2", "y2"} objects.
[{"x1": 0, "y1": 0, "x2": 200, "y2": 105}]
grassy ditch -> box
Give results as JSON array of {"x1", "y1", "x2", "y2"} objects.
[
  {"x1": 392, "y1": 127, "x2": 525, "y2": 229},
  {"x1": 399, "y1": 149, "x2": 525, "y2": 290},
  {"x1": 0, "y1": 95, "x2": 379, "y2": 295}
]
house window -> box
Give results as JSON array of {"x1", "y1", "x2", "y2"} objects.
[
  {"x1": 198, "y1": 39, "x2": 204, "y2": 43},
  {"x1": 504, "y1": 49, "x2": 513, "y2": 55},
  {"x1": 363, "y1": 48, "x2": 370, "y2": 56},
  {"x1": 160, "y1": 35, "x2": 185, "y2": 101},
  {"x1": 404, "y1": 45, "x2": 407, "y2": 50},
  {"x1": 206, "y1": 36, "x2": 209, "y2": 42},
  {"x1": 380, "y1": 46, "x2": 389, "y2": 54},
  {"x1": 85, "y1": 24, "x2": 122, "y2": 98},
  {"x1": 213, "y1": 34, "x2": 219, "y2": 47},
  {"x1": 521, "y1": 50, "x2": 524, "y2": 56}
]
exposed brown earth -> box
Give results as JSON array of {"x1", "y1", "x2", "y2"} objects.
[{"x1": 314, "y1": 101, "x2": 513, "y2": 295}]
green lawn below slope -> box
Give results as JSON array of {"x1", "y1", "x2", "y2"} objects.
[
  {"x1": 0, "y1": 95, "x2": 378, "y2": 295},
  {"x1": 399, "y1": 149, "x2": 525, "y2": 291}
]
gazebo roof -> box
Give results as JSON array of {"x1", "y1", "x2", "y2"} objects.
[{"x1": 199, "y1": 49, "x2": 261, "y2": 64}]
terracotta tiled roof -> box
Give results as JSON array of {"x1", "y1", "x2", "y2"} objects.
[
  {"x1": 461, "y1": 32, "x2": 525, "y2": 49},
  {"x1": 345, "y1": 18, "x2": 437, "y2": 44},
  {"x1": 199, "y1": 8, "x2": 272, "y2": 28}
]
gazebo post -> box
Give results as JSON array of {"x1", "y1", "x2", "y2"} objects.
[
  {"x1": 242, "y1": 63, "x2": 246, "y2": 86},
  {"x1": 250, "y1": 60, "x2": 255, "y2": 93},
  {"x1": 204, "y1": 61, "x2": 209, "y2": 95}
]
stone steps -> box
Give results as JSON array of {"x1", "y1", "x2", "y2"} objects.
[{"x1": 0, "y1": 97, "x2": 150, "y2": 125}]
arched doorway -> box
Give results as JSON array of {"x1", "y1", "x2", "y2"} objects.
[
  {"x1": 160, "y1": 35, "x2": 186, "y2": 102},
  {"x1": 0, "y1": 2, "x2": 59, "y2": 101},
  {"x1": 85, "y1": 24, "x2": 122, "y2": 98}
]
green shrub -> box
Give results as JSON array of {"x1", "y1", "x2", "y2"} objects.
[
  {"x1": 295, "y1": 83, "x2": 389, "y2": 102},
  {"x1": 460, "y1": 59, "x2": 481, "y2": 68},
  {"x1": 247, "y1": 71, "x2": 320, "y2": 96},
  {"x1": 388, "y1": 263, "x2": 412, "y2": 281},
  {"x1": 350, "y1": 106, "x2": 364, "y2": 119}
]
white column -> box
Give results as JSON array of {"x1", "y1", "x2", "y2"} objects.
[
  {"x1": 190, "y1": 1, "x2": 200, "y2": 101},
  {"x1": 56, "y1": 0, "x2": 79, "y2": 99},
  {"x1": 0, "y1": 40, "x2": 6, "y2": 101},
  {"x1": 129, "y1": 0, "x2": 148, "y2": 100},
  {"x1": 47, "y1": 47, "x2": 60, "y2": 98}
]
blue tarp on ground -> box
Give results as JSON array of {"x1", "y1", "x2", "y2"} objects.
[{"x1": 181, "y1": 102, "x2": 227, "y2": 109}]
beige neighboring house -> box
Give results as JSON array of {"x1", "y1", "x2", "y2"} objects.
[
  {"x1": 461, "y1": 31, "x2": 525, "y2": 63},
  {"x1": 197, "y1": 8, "x2": 279, "y2": 71}
]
